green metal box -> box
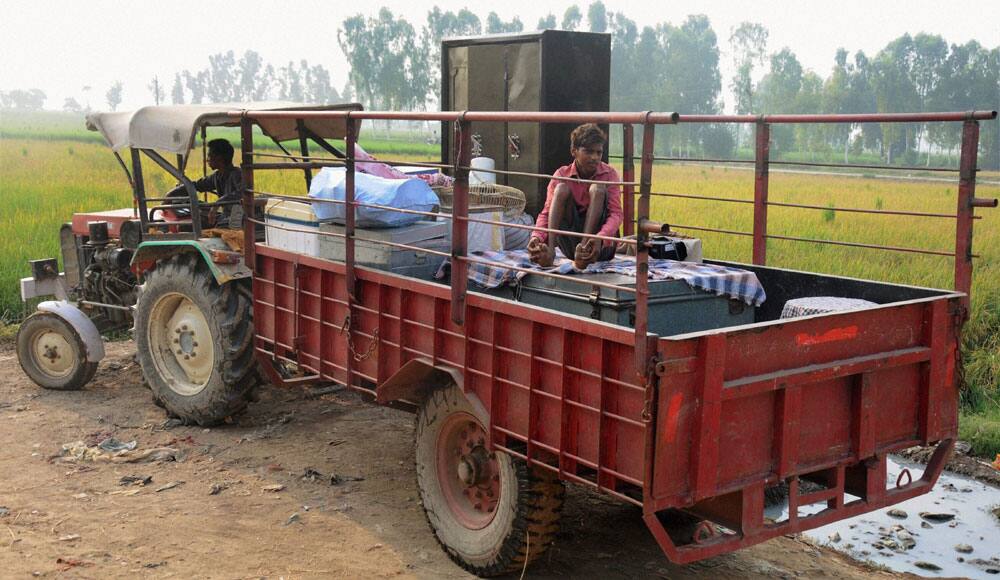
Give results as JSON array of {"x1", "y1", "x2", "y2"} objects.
[{"x1": 484, "y1": 272, "x2": 755, "y2": 336}]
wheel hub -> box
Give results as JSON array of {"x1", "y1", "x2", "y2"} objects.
[
  {"x1": 148, "y1": 293, "x2": 215, "y2": 396},
  {"x1": 32, "y1": 330, "x2": 75, "y2": 377},
  {"x1": 436, "y1": 414, "x2": 502, "y2": 529}
]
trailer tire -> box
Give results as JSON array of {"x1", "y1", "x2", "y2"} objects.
[
  {"x1": 415, "y1": 385, "x2": 564, "y2": 577},
  {"x1": 135, "y1": 254, "x2": 259, "y2": 425},
  {"x1": 16, "y1": 312, "x2": 98, "y2": 390}
]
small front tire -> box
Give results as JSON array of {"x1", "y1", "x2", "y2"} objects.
[{"x1": 16, "y1": 312, "x2": 98, "y2": 390}]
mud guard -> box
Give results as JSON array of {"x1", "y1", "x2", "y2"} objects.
[
  {"x1": 376, "y1": 358, "x2": 488, "y2": 418},
  {"x1": 36, "y1": 301, "x2": 105, "y2": 363},
  {"x1": 131, "y1": 239, "x2": 251, "y2": 284}
]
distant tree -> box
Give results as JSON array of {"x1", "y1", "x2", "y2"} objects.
[
  {"x1": 171, "y1": 73, "x2": 185, "y2": 104},
  {"x1": 485, "y1": 12, "x2": 523, "y2": 34},
  {"x1": 421, "y1": 8, "x2": 482, "y2": 103},
  {"x1": 728, "y1": 22, "x2": 768, "y2": 115},
  {"x1": 587, "y1": 2, "x2": 607, "y2": 33},
  {"x1": 206, "y1": 51, "x2": 237, "y2": 102},
  {"x1": 562, "y1": 5, "x2": 582, "y2": 31},
  {"x1": 758, "y1": 48, "x2": 803, "y2": 152},
  {"x1": 184, "y1": 70, "x2": 208, "y2": 104},
  {"x1": 106, "y1": 81, "x2": 123, "y2": 111},
  {"x1": 701, "y1": 124, "x2": 735, "y2": 158},
  {"x1": 1, "y1": 88, "x2": 47, "y2": 110},
  {"x1": 339, "y1": 8, "x2": 430, "y2": 117},
  {"x1": 871, "y1": 35, "x2": 920, "y2": 162},
  {"x1": 63, "y1": 97, "x2": 83, "y2": 113},
  {"x1": 537, "y1": 14, "x2": 557, "y2": 30},
  {"x1": 237, "y1": 50, "x2": 269, "y2": 101},
  {"x1": 148, "y1": 76, "x2": 165, "y2": 106}
]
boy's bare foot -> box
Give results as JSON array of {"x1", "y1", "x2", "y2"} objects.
[
  {"x1": 574, "y1": 240, "x2": 598, "y2": 270},
  {"x1": 527, "y1": 237, "x2": 554, "y2": 267}
]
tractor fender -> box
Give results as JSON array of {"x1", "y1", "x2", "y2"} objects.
[
  {"x1": 131, "y1": 239, "x2": 251, "y2": 285},
  {"x1": 36, "y1": 301, "x2": 105, "y2": 363},
  {"x1": 376, "y1": 358, "x2": 487, "y2": 418}
]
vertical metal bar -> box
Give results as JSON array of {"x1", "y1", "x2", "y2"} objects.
[
  {"x1": 690, "y1": 333, "x2": 726, "y2": 501},
  {"x1": 622, "y1": 124, "x2": 635, "y2": 237},
  {"x1": 201, "y1": 126, "x2": 207, "y2": 178},
  {"x1": 634, "y1": 120, "x2": 655, "y2": 374},
  {"x1": 752, "y1": 123, "x2": 771, "y2": 265},
  {"x1": 450, "y1": 119, "x2": 472, "y2": 325},
  {"x1": 240, "y1": 118, "x2": 256, "y2": 270},
  {"x1": 955, "y1": 119, "x2": 979, "y2": 312},
  {"x1": 345, "y1": 115, "x2": 358, "y2": 389},
  {"x1": 296, "y1": 119, "x2": 313, "y2": 189},
  {"x1": 130, "y1": 149, "x2": 149, "y2": 231}
]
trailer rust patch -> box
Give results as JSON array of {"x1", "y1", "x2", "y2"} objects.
[{"x1": 795, "y1": 325, "x2": 858, "y2": 347}]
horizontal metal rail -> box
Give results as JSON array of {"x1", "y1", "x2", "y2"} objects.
[
  {"x1": 237, "y1": 109, "x2": 681, "y2": 125},
  {"x1": 253, "y1": 211, "x2": 637, "y2": 293},
  {"x1": 675, "y1": 111, "x2": 997, "y2": 124},
  {"x1": 669, "y1": 223, "x2": 754, "y2": 237},
  {"x1": 763, "y1": 233, "x2": 976, "y2": 258},
  {"x1": 768, "y1": 159, "x2": 963, "y2": 173},
  {"x1": 766, "y1": 200, "x2": 972, "y2": 220},
  {"x1": 649, "y1": 191, "x2": 754, "y2": 205},
  {"x1": 253, "y1": 191, "x2": 637, "y2": 247}
]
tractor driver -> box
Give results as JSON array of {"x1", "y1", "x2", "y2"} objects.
[
  {"x1": 527, "y1": 123, "x2": 622, "y2": 269},
  {"x1": 166, "y1": 138, "x2": 242, "y2": 228}
]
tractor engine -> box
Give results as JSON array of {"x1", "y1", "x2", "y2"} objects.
[{"x1": 61, "y1": 218, "x2": 140, "y2": 333}]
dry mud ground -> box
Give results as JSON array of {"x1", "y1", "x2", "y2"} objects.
[{"x1": 0, "y1": 341, "x2": 923, "y2": 579}]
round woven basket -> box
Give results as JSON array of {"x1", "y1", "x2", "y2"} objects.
[{"x1": 434, "y1": 183, "x2": 526, "y2": 218}]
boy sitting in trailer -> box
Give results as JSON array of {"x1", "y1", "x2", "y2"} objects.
[{"x1": 527, "y1": 123, "x2": 623, "y2": 269}]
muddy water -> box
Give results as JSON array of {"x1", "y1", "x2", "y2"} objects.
[{"x1": 767, "y1": 457, "x2": 1000, "y2": 578}]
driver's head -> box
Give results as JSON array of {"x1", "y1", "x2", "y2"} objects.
[{"x1": 207, "y1": 139, "x2": 235, "y2": 170}]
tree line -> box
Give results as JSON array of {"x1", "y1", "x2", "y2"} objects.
[{"x1": 2, "y1": 3, "x2": 997, "y2": 168}]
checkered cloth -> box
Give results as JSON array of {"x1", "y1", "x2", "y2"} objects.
[{"x1": 437, "y1": 249, "x2": 766, "y2": 306}]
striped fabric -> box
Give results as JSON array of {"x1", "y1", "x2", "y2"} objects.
[{"x1": 438, "y1": 249, "x2": 766, "y2": 306}]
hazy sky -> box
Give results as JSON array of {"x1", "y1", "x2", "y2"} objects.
[{"x1": 2, "y1": 0, "x2": 998, "y2": 112}]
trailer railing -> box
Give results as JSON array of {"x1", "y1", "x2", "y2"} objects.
[{"x1": 234, "y1": 109, "x2": 996, "y2": 384}]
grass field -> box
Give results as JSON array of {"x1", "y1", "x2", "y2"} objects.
[{"x1": 2, "y1": 112, "x2": 998, "y2": 453}]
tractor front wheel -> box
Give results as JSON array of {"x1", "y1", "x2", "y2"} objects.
[
  {"x1": 16, "y1": 312, "x2": 98, "y2": 390},
  {"x1": 135, "y1": 254, "x2": 258, "y2": 425}
]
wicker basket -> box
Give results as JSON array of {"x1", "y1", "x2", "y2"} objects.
[{"x1": 434, "y1": 183, "x2": 526, "y2": 218}]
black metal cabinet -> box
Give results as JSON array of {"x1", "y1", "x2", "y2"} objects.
[{"x1": 441, "y1": 30, "x2": 611, "y2": 216}]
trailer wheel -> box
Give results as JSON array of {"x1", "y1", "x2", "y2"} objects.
[
  {"x1": 16, "y1": 312, "x2": 98, "y2": 390},
  {"x1": 135, "y1": 254, "x2": 259, "y2": 425},
  {"x1": 415, "y1": 385, "x2": 564, "y2": 577}
]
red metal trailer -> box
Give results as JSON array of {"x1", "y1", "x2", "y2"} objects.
[{"x1": 235, "y1": 108, "x2": 996, "y2": 575}]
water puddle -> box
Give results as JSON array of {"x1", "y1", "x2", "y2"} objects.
[{"x1": 766, "y1": 456, "x2": 1000, "y2": 578}]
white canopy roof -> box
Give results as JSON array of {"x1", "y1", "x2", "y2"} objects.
[{"x1": 85, "y1": 102, "x2": 363, "y2": 155}]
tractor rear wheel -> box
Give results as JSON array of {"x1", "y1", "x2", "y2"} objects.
[
  {"x1": 415, "y1": 385, "x2": 564, "y2": 577},
  {"x1": 135, "y1": 254, "x2": 258, "y2": 425},
  {"x1": 16, "y1": 312, "x2": 98, "y2": 390}
]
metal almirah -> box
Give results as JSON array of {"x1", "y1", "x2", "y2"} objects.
[{"x1": 440, "y1": 30, "x2": 611, "y2": 216}]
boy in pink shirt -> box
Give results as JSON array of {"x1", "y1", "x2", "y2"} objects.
[{"x1": 527, "y1": 124, "x2": 622, "y2": 268}]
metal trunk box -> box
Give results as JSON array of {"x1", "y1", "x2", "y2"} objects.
[
  {"x1": 441, "y1": 30, "x2": 611, "y2": 216},
  {"x1": 318, "y1": 221, "x2": 450, "y2": 279},
  {"x1": 484, "y1": 273, "x2": 755, "y2": 336}
]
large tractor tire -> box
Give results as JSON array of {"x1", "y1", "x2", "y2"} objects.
[
  {"x1": 16, "y1": 312, "x2": 98, "y2": 390},
  {"x1": 135, "y1": 254, "x2": 259, "y2": 425},
  {"x1": 415, "y1": 385, "x2": 564, "y2": 577}
]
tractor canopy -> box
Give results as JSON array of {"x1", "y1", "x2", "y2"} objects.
[{"x1": 85, "y1": 101, "x2": 363, "y2": 155}]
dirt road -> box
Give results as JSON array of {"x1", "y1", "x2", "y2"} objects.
[{"x1": 0, "y1": 340, "x2": 913, "y2": 579}]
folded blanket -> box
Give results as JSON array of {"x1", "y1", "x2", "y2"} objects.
[{"x1": 438, "y1": 249, "x2": 766, "y2": 306}]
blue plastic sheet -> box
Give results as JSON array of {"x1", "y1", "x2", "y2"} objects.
[{"x1": 307, "y1": 167, "x2": 439, "y2": 227}]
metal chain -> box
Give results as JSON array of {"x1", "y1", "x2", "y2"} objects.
[{"x1": 340, "y1": 315, "x2": 379, "y2": 362}]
